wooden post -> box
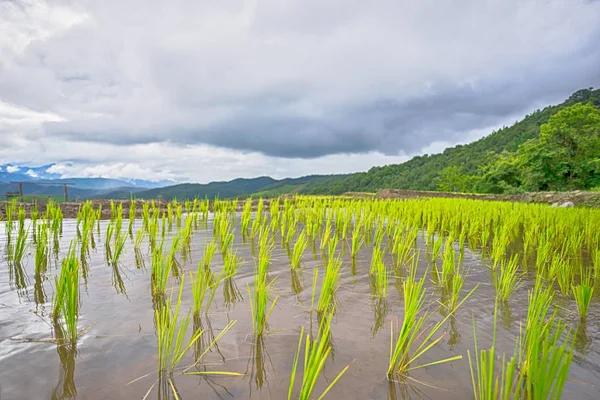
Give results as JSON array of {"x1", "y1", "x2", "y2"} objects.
[
  {"x1": 64, "y1": 184, "x2": 69, "y2": 202},
  {"x1": 18, "y1": 182, "x2": 23, "y2": 201}
]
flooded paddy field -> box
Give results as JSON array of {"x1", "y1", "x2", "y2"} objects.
[{"x1": 1, "y1": 197, "x2": 600, "y2": 399}]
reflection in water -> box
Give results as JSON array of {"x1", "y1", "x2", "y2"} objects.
[
  {"x1": 157, "y1": 372, "x2": 180, "y2": 400},
  {"x1": 371, "y1": 297, "x2": 388, "y2": 338},
  {"x1": 499, "y1": 301, "x2": 515, "y2": 330},
  {"x1": 51, "y1": 323, "x2": 77, "y2": 400},
  {"x1": 111, "y1": 263, "x2": 128, "y2": 296},
  {"x1": 387, "y1": 378, "x2": 427, "y2": 400},
  {"x1": 193, "y1": 314, "x2": 225, "y2": 364},
  {"x1": 245, "y1": 334, "x2": 273, "y2": 397},
  {"x1": 446, "y1": 316, "x2": 461, "y2": 350},
  {"x1": 80, "y1": 254, "x2": 90, "y2": 285},
  {"x1": 33, "y1": 268, "x2": 47, "y2": 310},
  {"x1": 291, "y1": 269, "x2": 303, "y2": 296},
  {"x1": 574, "y1": 320, "x2": 593, "y2": 354},
  {"x1": 8, "y1": 261, "x2": 29, "y2": 300},
  {"x1": 135, "y1": 248, "x2": 146, "y2": 270},
  {"x1": 223, "y1": 278, "x2": 243, "y2": 308}
]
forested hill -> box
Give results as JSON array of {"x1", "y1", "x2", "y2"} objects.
[{"x1": 303, "y1": 88, "x2": 600, "y2": 195}]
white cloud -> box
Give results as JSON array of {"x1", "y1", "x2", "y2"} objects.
[{"x1": 6, "y1": 165, "x2": 20, "y2": 173}]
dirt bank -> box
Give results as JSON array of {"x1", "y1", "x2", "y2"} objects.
[{"x1": 374, "y1": 189, "x2": 600, "y2": 207}]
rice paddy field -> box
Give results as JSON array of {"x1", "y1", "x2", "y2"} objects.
[{"x1": 1, "y1": 196, "x2": 600, "y2": 399}]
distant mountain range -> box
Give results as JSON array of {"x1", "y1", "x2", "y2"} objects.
[
  {"x1": 0, "y1": 164, "x2": 171, "y2": 189},
  {"x1": 0, "y1": 163, "x2": 174, "y2": 199}
]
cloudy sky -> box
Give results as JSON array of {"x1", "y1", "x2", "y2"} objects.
[{"x1": 1, "y1": 0, "x2": 600, "y2": 183}]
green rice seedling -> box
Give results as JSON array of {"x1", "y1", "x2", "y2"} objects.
[
  {"x1": 320, "y1": 219, "x2": 332, "y2": 251},
  {"x1": 155, "y1": 277, "x2": 240, "y2": 397},
  {"x1": 35, "y1": 223, "x2": 49, "y2": 274},
  {"x1": 248, "y1": 229, "x2": 279, "y2": 335},
  {"x1": 17, "y1": 206, "x2": 26, "y2": 233},
  {"x1": 190, "y1": 265, "x2": 219, "y2": 316},
  {"x1": 372, "y1": 250, "x2": 389, "y2": 298},
  {"x1": 151, "y1": 244, "x2": 172, "y2": 298},
  {"x1": 104, "y1": 223, "x2": 114, "y2": 264},
  {"x1": 109, "y1": 232, "x2": 127, "y2": 266},
  {"x1": 142, "y1": 202, "x2": 151, "y2": 231},
  {"x1": 284, "y1": 219, "x2": 298, "y2": 247},
  {"x1": 494, "y1": 254, "x2": 523, "y2": 302},
  {"x1": 168, "y1": 232, "x2": 183, "y2": 278},
  {"x1": 223, "y1": 251, "x2": 244, "y2": 276},
  {"x1": 430, "y1": 234, "x2": 444, "y2": 264},
  {"x1": 241, "y1": 199, "x2": 252, "y2": 234},
  {"x1": 387, "y1": 266, "x2": 474, "y2": 377},
  {"x1": 593, "y1": 248, "x2": 600, "y2": 283},
  {"x1": 349, "y1": 223, "x2": 364, "y2": 262},
  {"x1": 175, "y1": 203, "x2": 183, "y2": 228},
  {"x1": 10, "y1": 225, "x2": 28, "y2": 266},
  {"x1": 134, "y1": 229, "x2": 145, "y2": 249},
  {"x1": 373, "y1": 223, "x2": 385, "y2": 247},
  {"x1": 31, "y1": 204, "x2": 39, "y2": 230},
  {"x1": 434, "y1": 239, "x2": 456, "y2": 287},
  {"x1": 250, "y1": 199, "x2": 265, "y2": 238},
  {"x1": 291, "y1": 230, "x2": 308, "y2": 270},
  {"x1": 573, "y1": 265, "x2": 594, "y2": 321},
  {"x1": 446, "y1": 267, "x2": 466, "y2": 312},
  {"x1": 315, "y1": 256, "x2": 343, "y2": 314},
  {"x1": 519, "y1": 276, "x2": 574, "y2": 399},
  {"x1": 220, "y1": 230, "x2": 234, "y2": 259},
  {"x1": 524, "y1": 325, "x2": 573, "y2": 400},
  {"x1": 128, "y1": 199, "x2": 137, "y2": 236},
  {"x1": 202, "y1": 239, "x2": 218, "y2": 270},
  {"x1": 555, "y1": 257, "x2": 573, "y2": 296},
  {"x1": 288, "y1": 315, "x2": 352, "y2": 400},
  {"x1": 52, "y1": 243, "x2": 81, "y2": 342},
  {"x1": 468, "y1": 300, "x2": 523, "y2": 400}
]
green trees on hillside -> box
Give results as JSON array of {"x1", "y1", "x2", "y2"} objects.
[{"x1": 480, "y1": 103, "x2": 600, "y2": 193}]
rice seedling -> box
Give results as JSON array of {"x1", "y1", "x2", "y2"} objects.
[
  {"x1": 190, "y1": 264, "x2": 220, "y2": 316},
  {"x1": 223, "y1": 251, "x2": 244, "y2": 276},
  {"x1": 573, "y1": 265, "x2": 594, "y2": 321},
  {"x1": 494, "y1": 254, "x2": 523, "y2": 302},
  {"x1": 35, "y1": 223, "x2": 49, "y2": 274},
  {"x1": 320, "y1": 219, "x2": 332, "y2": 251},
  {"x1": 151, "y1": 244, "x2": 172, "y2": 298},
  {"x1": 371, "y1": 246, "x2": 389, "y2": 298},
  {"x1": 241, "y1": 199, "x2": 252, "y2": 234},
  {"x1": 288, "y1": 314, "x2": 352, "y2": 400},
  {"x1": 10, "y1": 225, "x2": 28, "y2": 266},
  {"x1": 284, "y1": 219, "x2": 297, "y2": 247},
  {"x1": 387, "y1": 266, "x2": 474, "y2": 377},
  {"x1": 155, "y1": 277, "x2": 240, "y2": 398},
  {"x1": 52, "y1": 243, "x2": 81, "y2": 342},
  {"x1": 349, "y1": 223, "x2": 364, "y2": 262},
  {"x1": 248, "y1": 229, "x2": 279, "y2": 335},
  {"x1": 291, "y1": 229, "x2": 308, "y2": 270},
  {"x1": 468, "y1": 300, "x2": 523, "y2": 400},
  {"x1": 128, "y1": 199, "x2": 137, "y2": 236},
  {"x1": 314, "y1": 256, "x2": 343, "y2": 314}
]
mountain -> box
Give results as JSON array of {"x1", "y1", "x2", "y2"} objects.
[
  {"x1": 100, "y1": 175, "x2": 349, "y2": 200},
  {"x1": 301, "y1": 88, "x2": 600, "y2": 195},
  {"x1": 0, "y1": 163, "x2": 173, "y2": 190}
]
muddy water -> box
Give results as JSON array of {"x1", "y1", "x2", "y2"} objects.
[{"x1": 1, "y1": 217, "x2": 599, "y2": 400}]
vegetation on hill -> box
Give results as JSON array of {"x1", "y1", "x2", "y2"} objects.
[
  {"x1": 303, "y1": 88, "x2": 600, "y2": 195},
  {"x1": 104, "y1": 175, "x2": 348, "y2": 201}
]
